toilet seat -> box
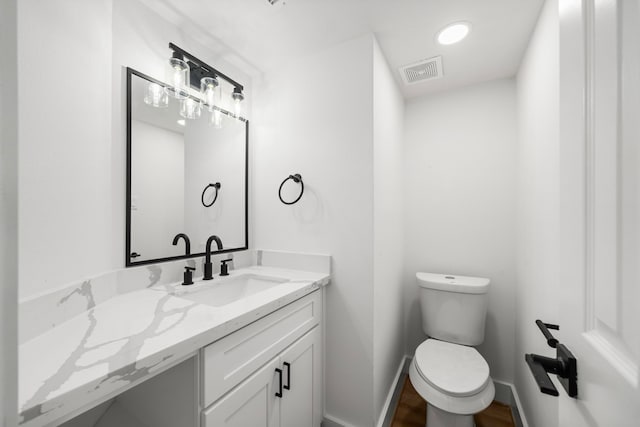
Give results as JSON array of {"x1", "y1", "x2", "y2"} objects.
[
  {"x1": 414, "y1": 339, "x2": 490, "y2": 397},
  {"x1": 409, "y1": 339, "x2": 495, "y2": 415}
]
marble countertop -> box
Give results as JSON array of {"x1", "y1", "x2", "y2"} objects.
[{"x1": 19, "y1": 266, "x2": 329, "y2": 427}]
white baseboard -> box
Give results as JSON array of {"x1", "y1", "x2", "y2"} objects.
[
  {"x1": 323, "y1": 356, "x2": 408, "y2": 427},
  {"x1": 508, "y1": 382, "x2": 529, "y2": 427},
  {"x1": 375, "y1": 355, "x2": 408, "y2": 427},
  {"x1": 322, "y1": 413, "x2": 359, "y2": 427},
  {"x1": 493, "y1": 380, "x2": 529, "y2": 427}
]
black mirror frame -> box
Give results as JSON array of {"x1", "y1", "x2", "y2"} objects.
[{"x1": 125, "y1": 67, "x2": 249, "y2": 267}]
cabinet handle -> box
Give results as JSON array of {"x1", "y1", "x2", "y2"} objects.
[
  {"x1": 275, "y1": 368, "x2": 283, "y2": 398},
  {"x1": 283, "y1": 362, "x2": 291, "y2": 391}
]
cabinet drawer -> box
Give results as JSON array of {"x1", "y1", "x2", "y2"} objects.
[{"x1": 202, "y1": 290, "x2": 322, "y2": 406}]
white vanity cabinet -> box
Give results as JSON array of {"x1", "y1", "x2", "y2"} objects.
[
  {"x1": 277, "y1": 327, "x2": 322, "y2": 427},
  {"x1": 201, "y1": 290, "x2": 323, "y2": 427}
]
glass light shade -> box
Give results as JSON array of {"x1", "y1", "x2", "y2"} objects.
[
  {"x1": 209, "y1": 109, "x2": 223, "y2": 128},
  {"x1": 165, "y1": 57, "x2": 190, "y2": 99},
  {"x1": 232, "y1": 89, "x2": 244, "y2": 118},
  {"x1": 144, "y1": 82, "x2": 169, "y2": 108},
  {"x1": 200, "y1": 77, "x2": 220, "y2": 111},
  {"x1": 180, "y1": 97, "x2": 202, "y2": 120}
]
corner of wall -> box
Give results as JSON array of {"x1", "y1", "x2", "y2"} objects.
[
  {"x1": 371, "y1": 35, "x2": 406, "y2": 421},
  {"x1": 514, "y1": 0, "x2": 560, "y2": 425},
  {"x1": 0, "y1": 0, "x2": 19, "y2": 423}
]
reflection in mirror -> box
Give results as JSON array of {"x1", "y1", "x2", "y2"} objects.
[{"x1": 126, "y1": 68, "x2": 248, "y2": 266}]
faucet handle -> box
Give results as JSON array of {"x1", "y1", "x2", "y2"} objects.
[
  {"x1": 182, "y1": 266, "x2": 196, "y2": 286},
  {"x1": 220, "y1": 259, "x2": 233, "y2": 276}
]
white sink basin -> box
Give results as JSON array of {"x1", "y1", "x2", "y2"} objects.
[{"x1": 175, "y1": 274, "x2": 289, "y2": 307}]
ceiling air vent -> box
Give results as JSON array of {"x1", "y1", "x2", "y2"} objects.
[{"x1": 399, "y1": 56, "x2": 443, "y2": 85}]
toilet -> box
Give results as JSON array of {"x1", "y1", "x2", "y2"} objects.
[{"x1": 409, "y1": 273, "x2": 495, "y2": 427}]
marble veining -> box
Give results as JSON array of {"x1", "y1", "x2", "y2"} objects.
[
  {"x1": 146, "y1": 265, "x2": 162, "y2": 288},
  {"x1": 19, "y1": 251, "x2": 330, "y2": 427},
  {"x1": 19, "y1": 251, "x2": 256, "y2": 343},
  {"x1": 21, "y1": 290, "x2": 200, "y2": 424},
  {"x1": 59, "y1": 280, "x2": 96, "y2": 310}
]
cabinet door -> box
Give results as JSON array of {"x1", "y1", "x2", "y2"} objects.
[
  {"x1": 278, "y1": 327, "x2": 322, "y2": 427},
  {"x1": 202, "y1": 290, "x2": 322, "y2": 407},
  {"x1": 202, "y1": 357, "x2": 280, "y2": 427}
]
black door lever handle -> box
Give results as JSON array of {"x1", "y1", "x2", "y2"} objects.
[
  {"x1": 536, "y1": 319, "x2": 560, "y2": 348},
  {"x1": 526, "y1": 343, "x2": 578, "y2": 398},
  {"x1": 525, "y1": 354, "x2": 560, "y2": 396}
]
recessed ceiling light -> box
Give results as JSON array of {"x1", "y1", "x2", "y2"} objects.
[
  {"x1": 177, "y1": 119, "x2": 186, "y2": 126},
  {"x1": 436, "y1": 22, "x2": 471, "y2": 45}
]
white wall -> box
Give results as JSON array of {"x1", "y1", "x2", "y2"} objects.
[
  {"x1": 253, "y1": 35, "x2": 375, "y2": 426},
  {"x1": 18, "y1": 0, "x2": 114, "y2": 299},
  {"x1": 1, "y1": 0, "x2": 19, "y2": 423},
  {"x1": 372, "y1": 40, "x2": 405, "y2": 423},
  {"x1": 403, "y1": 79, "x2": 518, "y2": 384},
  {"x1": 17, "y1": 0, "x2": 252, "y2": 299},
  {"x1": 515, "y1": 1, "x2": 560, "y2": 426}
]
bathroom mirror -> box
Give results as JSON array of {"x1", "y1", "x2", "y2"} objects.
[{"x1": 126, "y1": 68, "x2": 248, "y2": 266}]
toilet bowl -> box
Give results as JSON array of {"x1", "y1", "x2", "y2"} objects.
[
  {"x1": 410, "y1": 273, "x2": 494, "y2": 427},
  {"x1": 409, "y1": 339, "x2": 495, "y2": 427}
]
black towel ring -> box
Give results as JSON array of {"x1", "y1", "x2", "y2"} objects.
[
  {"x1": 279, "y1": 174, "x2": 304, "y2": 205},
  {"x1": 201, "y1": 182, "x2": 221, "y2": 207}
]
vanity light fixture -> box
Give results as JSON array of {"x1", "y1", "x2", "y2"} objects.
[
  {"x1": 168, "y1": 43, "x2": 247, "y2": 119},
  {"x1": 144, "y1": 82, "x2": 168, "y2": 108},
  {"x1": 232, "y1": 87, "x2": 245, "y2": 118},
  {"x1": 200, "y1": 76, "x2": 220, "y2": 110},
  {"x1": 165, "y1": 51, "x2": 190, "y2": 99},
  {"x1": 201, "y1": 76, "x2": 223, "y2": 126},
  {"x1": 180, "y1": 97, "x2": 202, "y2": 120},
  {"x1": 436, "y1": 21, "x2": 471, "y2": 45},
  {"x1": 209, "y1": 109, "x2": 223, "y2": 128}
]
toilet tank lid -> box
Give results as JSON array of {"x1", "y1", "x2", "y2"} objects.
[{"x1": 416, "y1": 272, "x2": 490, "y2": 294}]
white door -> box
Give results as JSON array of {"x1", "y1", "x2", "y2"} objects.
[
  {"x1": 202, "y1": 357, "x2": 280, "y2": 427},
  {"x1": 278, "y1": 327, "x2": 322, "y2": 427},
  {"x1": 559, "y1": 0, "x2": 640, "y2": 425}
]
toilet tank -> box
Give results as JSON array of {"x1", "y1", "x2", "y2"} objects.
[{"x1": 417, "y1": 272, "x2": 490, "y2": 346}]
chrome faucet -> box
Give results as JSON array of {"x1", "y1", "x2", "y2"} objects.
[{"x1": 203, "y1": 235, "x2": 223, "y2": 280}]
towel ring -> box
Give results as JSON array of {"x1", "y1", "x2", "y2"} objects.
[
  {"x1": 201, "y1": 182, "x2": 221, "y2": 207},
  {"x1": 278, "y1": 174, "x2": 304, "y2": 205}
]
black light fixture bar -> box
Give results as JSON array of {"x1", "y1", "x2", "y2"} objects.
[{"x1": 168, "y1": 42, "x2": 244, "y2": 91}]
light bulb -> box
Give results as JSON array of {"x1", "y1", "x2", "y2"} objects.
[
  {"x1": 180, "y1": 97, "x2": 202, "y2": 120},
  {"x1": 165, "y1": 57, "x2": 190, "y2": 99},
  {"x1": 144, "y1": 82, "x2": 168, "y2": 108},
  {"x1": 436, "y1": 22, "x2": 471, "y2": 45},
  {"x1": 231, "y1": 88, "x2": 244, "y2": 119},
  {"x1": 209, "y1": 109, "x2": 223, "y2": 128},
  {"x1": 200, "y1": 77, "x2": 220, "y2": 111}
]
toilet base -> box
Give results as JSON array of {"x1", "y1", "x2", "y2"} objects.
[{"x1": 426, "y1": 403, "x2": 474, "y2": 427}]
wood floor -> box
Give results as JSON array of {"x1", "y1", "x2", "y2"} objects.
[{"x1": 390, "y1": 376, "x2": 515, "y2": 427}]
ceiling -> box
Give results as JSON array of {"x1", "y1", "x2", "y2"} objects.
[{"x1": 141, "y1": 0, "x2": 544, "y2": 99}]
